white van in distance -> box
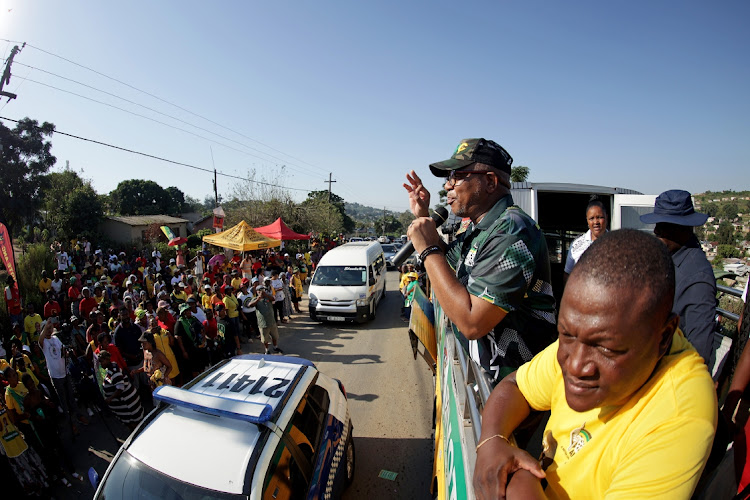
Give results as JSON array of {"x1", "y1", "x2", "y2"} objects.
[{"x1": 308, "y1": 242, "x2": 386, "y2": 323}]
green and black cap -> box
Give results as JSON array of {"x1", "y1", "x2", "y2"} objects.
[{"x1": 429, "y1": 138, "x2": 513, "y2": 177}]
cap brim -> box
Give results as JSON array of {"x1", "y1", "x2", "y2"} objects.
[
  {"x1": 428, "y1": 158, "x2": 475, "y2": 177},
  {"x1": 639, "y1": 212, "x2": 708, "y2": 226}
]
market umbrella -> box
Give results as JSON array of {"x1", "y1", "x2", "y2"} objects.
[
  {"x1": 254, "y1": 218, "x2": 310, "y2": 240},
  {"x1": 208, "y1": 253, "x2": 226, "y2": 268},
  {"x1": 202, "y1": 220, "x2": 281, "y2": 252}
]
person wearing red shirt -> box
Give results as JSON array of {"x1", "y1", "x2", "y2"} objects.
[
  {"x1": 79, "y1": 287, "x2": 98, "y2": 320},
  {"x1": 95, "y1": 332, "x2": 128, "y2": 370},
  {"x1": 43, "y1": 290, "x2": 62, "y2": 319},
  {"x1": 68, "y1": 277, "x2": 82, "y2": 317},
  {"x1": 156, "y1": 305, "x2": 176, "y2": 333},
  {"x1": 4, "y1": 275, "x2": 23, "y2": 325}
]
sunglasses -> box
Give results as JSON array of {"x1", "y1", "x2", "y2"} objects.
[{"x1": 446, "y1": 168, "x2": 493, "y2": 187}]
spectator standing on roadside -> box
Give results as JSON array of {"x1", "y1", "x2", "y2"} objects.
[
  {"x1": 250, "y1": 280, "x2": 283, "y2": 355},
  {"x1": 4, "y1": 275, "x2": 23, "y2": 327},
  {"x1": 113, "y1": 307, "x2": 144, "y2": 388},
  {"x1": 640, "y1": 190, "x2": 716, "y2": 368},
  {"x1": 39, "y1": 322, "x2": 89, "y2": 435},
  {"x1": 404, "y1": 138, "x2": 557, "y2": 385}
]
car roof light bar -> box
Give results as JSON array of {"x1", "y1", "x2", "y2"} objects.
[{"x1": 153, "y1": 386, "x2": 273, "y2": 424}]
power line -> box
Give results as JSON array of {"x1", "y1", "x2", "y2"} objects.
[
  {"x1": 0, "y1": 116, "x2": 312, "y2": 193},
  {"x1": 13, "y1": 61, "x2": 324, "y2": 180},
  {"x1": 7, "y1": 39, "x2": 331, "y2": 175},
  {"x1": 21, "y1": 76, "x2": 326, "y2": 179}
]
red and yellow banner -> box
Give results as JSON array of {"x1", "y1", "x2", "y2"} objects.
[{"x1": 0, "y1": 223, "x2": 17, "y2": 282}]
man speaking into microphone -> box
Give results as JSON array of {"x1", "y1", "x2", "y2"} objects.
[{"x1": 404, "y1": 138, "x2": 557, "y2": 385}]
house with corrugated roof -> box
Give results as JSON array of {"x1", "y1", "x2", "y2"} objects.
[{"x1": 99, "y1": 215, "x2": 189, "y2": 245}]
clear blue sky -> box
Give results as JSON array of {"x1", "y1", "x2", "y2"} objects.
[{"x1": 2, "y1": 1, "x2": 748, "y2": 214}]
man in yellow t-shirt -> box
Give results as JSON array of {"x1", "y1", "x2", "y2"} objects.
[
  {"x1": 473, "y1": 229, "x2": 717, "y2": 500},
  {"x1": 230, "y1": 270, "x2": 243, "y2": 291},
  {"x1": 38, "y1": 270, "x2": 52, "y2": 295},
  {"x1": 23, "y1": 304, "x2": 43, "y2": 343}
]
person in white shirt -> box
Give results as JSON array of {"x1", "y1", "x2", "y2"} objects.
[
  {"x1": 56, "y1": 248, "x2": 69, "y2": 271},
  {"x1": 39, "y1": 321, "x2": 89, "y2": 434},
  {"x1": 237, "y1": 280, "x2": 260, "y2": 339},
  {"x1": 270, "y1": 271, "x2": 286, "y2": 324},
  {"x1": 152, "y1": 248, "x2": 162, "y2": 272}
]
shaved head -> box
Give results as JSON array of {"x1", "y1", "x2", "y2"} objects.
[{"x1": 570, "y1": 229, "x2": 675, "y2": 318}]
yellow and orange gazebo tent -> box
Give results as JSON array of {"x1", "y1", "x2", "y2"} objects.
[{"x1": 202, "y1": 220, "x2": 281, "y2": 251}]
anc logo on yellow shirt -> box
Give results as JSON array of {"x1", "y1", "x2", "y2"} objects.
[
  {"x1": 567, "y1": 423, "x2": 591, "y2": 457},
  {"x1": 455, "y1": 142, "x2": 469, "y2": 155}
]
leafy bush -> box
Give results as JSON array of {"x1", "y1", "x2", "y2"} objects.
[{"x1": 12, "y1": 243, "x2": 56, "y2": 311}]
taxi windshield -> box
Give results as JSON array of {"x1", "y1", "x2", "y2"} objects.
[
  {"x1": 97, "y1": 451, "x2": 243, "y2": 500},
  {"x1": 310, "y1": 266, "x2": 367, "y2": 286}
]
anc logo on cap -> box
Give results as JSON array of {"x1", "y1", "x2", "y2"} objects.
[{"x1": 454, "y1": 142, "x2": 469, "y2": 156}]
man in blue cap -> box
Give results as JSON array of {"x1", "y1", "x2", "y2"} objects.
[{"x1": 640, "y1": 189, "x2": 716, "y2": 369}]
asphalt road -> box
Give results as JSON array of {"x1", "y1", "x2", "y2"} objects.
[{"x1": 44, "y1": 269, "x2": 436, "y2": 499}]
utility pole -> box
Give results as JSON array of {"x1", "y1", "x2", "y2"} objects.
[
  {"x1": 0, "y1": 43, "x2": 25, "y2": 103},
  {"x1": 383, "y1": 207, "x2": 386, "y2": 236},
  {"x1": 210, "y1": 146, "x2": 218, "y2": 207},
  {"x1": 324, "y1": 173, "x2": 337, "y2": 203}
]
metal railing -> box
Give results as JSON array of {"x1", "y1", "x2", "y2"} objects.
[{"x1": 717, "y1": 283, "x2": 744, "y2": 323}]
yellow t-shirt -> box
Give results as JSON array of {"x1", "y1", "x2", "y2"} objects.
[
  {"x1": 201, "y1": 293, "x2": 214, "y2": 312},
  {"x1": 11, "y1": 354, "x2": 39, "y2": 387},
  {"x1": 515, "y1": 330, "x2": 717, "y2": 499},
  {"x1": 0, "y1": 406, "x2": 27, "y2": 458},
  {"x1": 172, "y1": 290, "x2": 188, "y2": 303},
  {"x1": 4, "y1": 382, "x2": 30, "y2": 424},
  {"x1": 0, "y1": 358, "x2": 9, "y2": 373},
  {"x1": 24, "y1": 314, "x2": 43, "y2": 338},
  {"x1": 231, "y1": 277, "x2": 243, "y2": 290},
  {"x1": 223, "y1": 295, "x2": 239, "y2": 319},
  {"x1": 39, "y1": 278, "x2": 52, "y2": 294}
]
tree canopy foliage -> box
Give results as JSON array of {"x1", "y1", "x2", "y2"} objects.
[
  {"x1": 108, "y1": 179, "x2": 184, "y2": 215},
  {"x1": 41, "y1": 168, "x2": 103, "y2": 239},
  {"x1": 0, "y1": 117, "x2": 57, "y2": 233},
  {"x1": 510, "y1": 165, "x2": 530, "y2": 183}
]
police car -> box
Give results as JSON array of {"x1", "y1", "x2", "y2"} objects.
[{"x1": 92, "y1": 355, "x2": 355, "y2": 499}]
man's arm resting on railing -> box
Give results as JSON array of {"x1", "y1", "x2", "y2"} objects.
[{"x1": 473, "y1": 372, "x2": 545, "y2": 500}]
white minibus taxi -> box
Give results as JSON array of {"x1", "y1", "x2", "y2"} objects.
[{"x1": 308, "y1": 242, "x2": 386, "y2": 323}]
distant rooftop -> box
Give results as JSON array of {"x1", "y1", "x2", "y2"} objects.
[{"x1": 106, "y1": 215, "x2": 189, "y2": 226}]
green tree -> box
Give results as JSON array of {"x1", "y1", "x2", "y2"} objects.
[
  {"x1": 703, "y1": 203, "x2": 719, "y2": 218},
  {"x1": 716, "y1": 244, "x2": 741, "y2": 260},
  {"x1": 109, "y1": 179, "x2": 172, "y2": 215},
  {"x1": 41, "y1": 168, "x2": 103, "y2": 239},
  {"x1": 0, "y1": 117, "x2": 57, "y2": 235},
  {"x1": 511, "y1": 165, "x2": 530, "y2": 183},
  {"x1": 397, "y1": 211, "x2": 415, "y2": 233},
  {"x1": 165, "y1": 186, "x2": 185, "y2": 215},
  {"x1": 373, "y1": 215, "x2": 401, "y2": 235},
  {"x1": 304, "y1": 191, "x2": 355, "y2": 233},
  {"x1": 716, "y1": 220, "x2": 736, "y2": 246},
  {"x1": 719, "y1": 202, "x2": 738, "y2": 221}
]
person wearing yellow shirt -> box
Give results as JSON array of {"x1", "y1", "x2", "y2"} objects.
[
  {"x1": 230, "y1": 271, "x2": 243, "y2": 291},
  {"x1": 23, "y1": 304, "x2": 43, "y2": 344},
  {"x1": 222, "y1": 285, "x2": 241, "y2": 341},
  {"x1": 201, "y1": 284, "x2": 214, "y2": 312},
  {"x1": 473, "y1": 230, "x2": 716, "y2": 500},
  {"x1": 171, "y1": 283, "x2": 188, "y2": 304},
  {"x1": 38, "y1": 270, "x2": 52, "y2": 295}
]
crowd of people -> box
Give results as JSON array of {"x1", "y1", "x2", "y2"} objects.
[{"x1": 0, "y1": 240, "x2": 315, "y2": 495}]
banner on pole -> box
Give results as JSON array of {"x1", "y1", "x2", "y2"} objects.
[{"x1": 0, "y1": 223, "x2": 17, "y2": 282}]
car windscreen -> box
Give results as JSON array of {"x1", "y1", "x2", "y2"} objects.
[
  {"x1": 310, "y1": 266, "x2": 367, "y2": 286},
  {"x1": 97, "y1": 451, "x2": 243, "y2": 500},
  {"x1": 380, "y1": 245, "x2": 395, "y2": 253}
]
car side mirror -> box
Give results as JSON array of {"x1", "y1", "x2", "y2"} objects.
[{"x1": 369, "y1": 277, "x2": 376, "y2": 286}]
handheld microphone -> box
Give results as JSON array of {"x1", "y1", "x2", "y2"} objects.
[{"x1": 391, "y1": 206, "x2": 449, "y2": 269}]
